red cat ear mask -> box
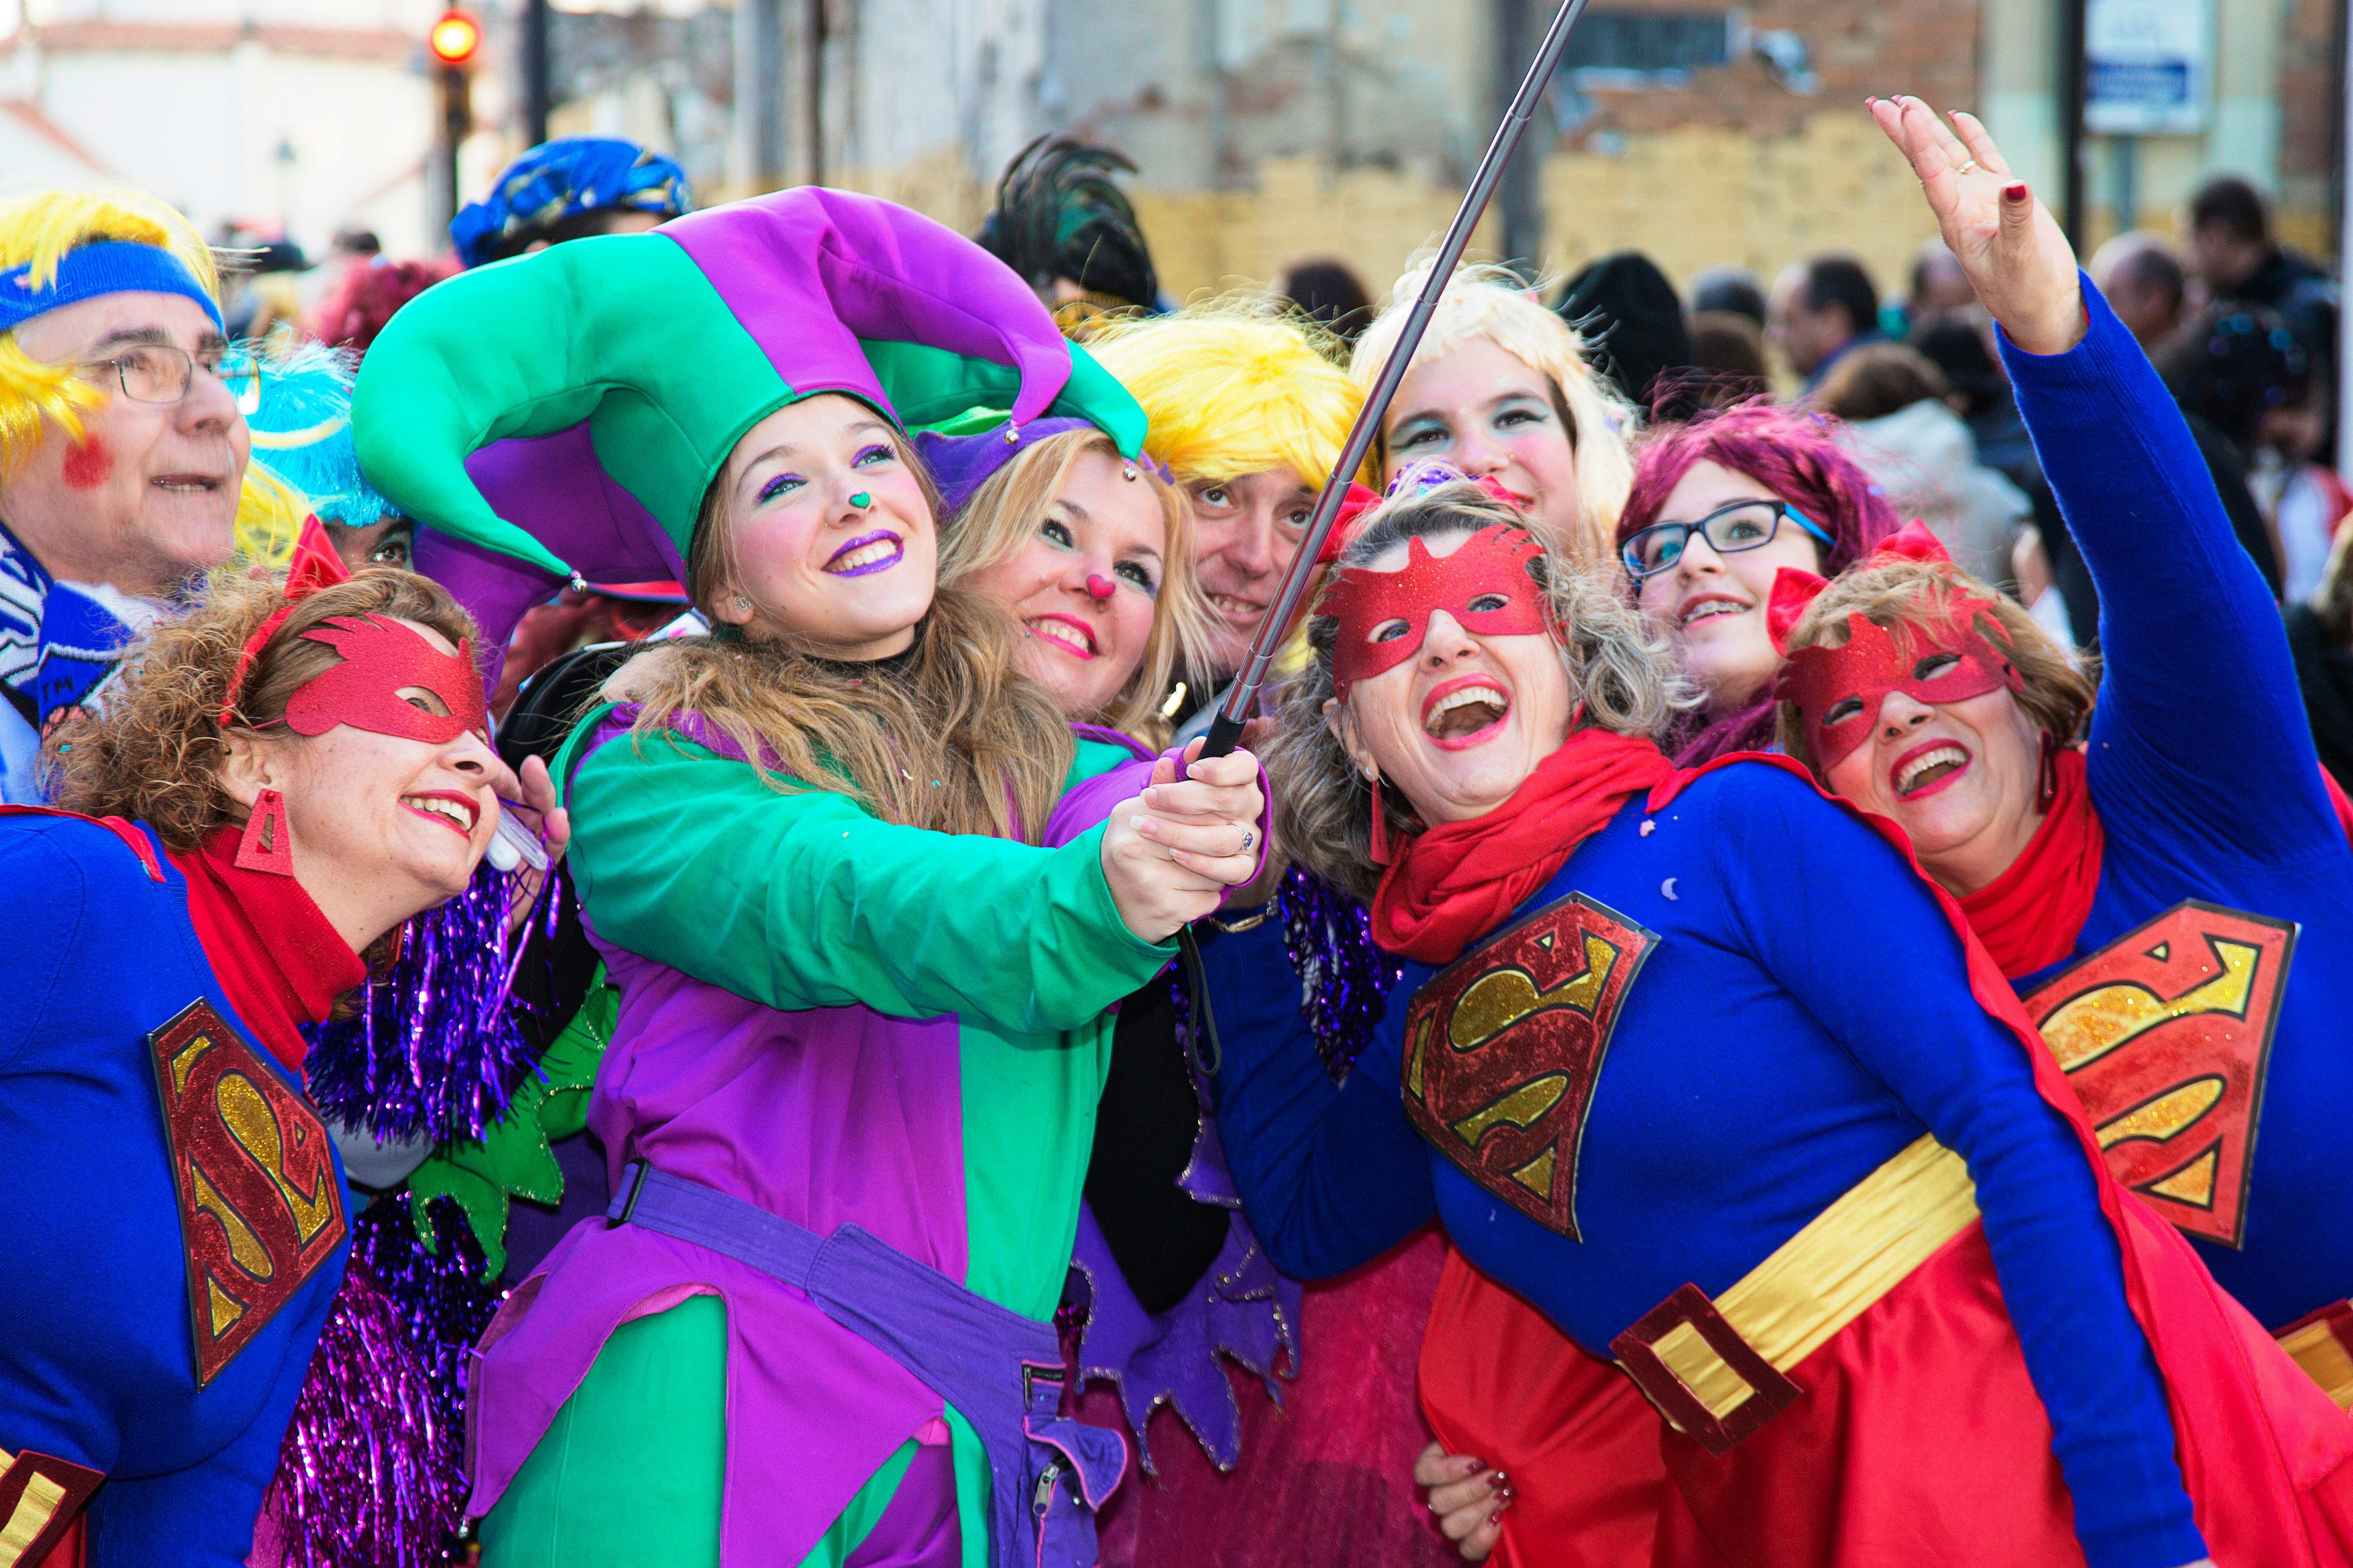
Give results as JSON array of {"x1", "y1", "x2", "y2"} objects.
[
  {"x1": 284, "y1": 616, "x2": 488, "y2": 743},
  {"x1": 1321, "y1": 523, "x2": 1552, "y2": 700},
  {"x1": 219, "y1": 515, "x2": 489, "y2": 743},
  {"x1": 1766, "y1": 519, "x2": 2023, "y2": 770},
  {"x1": 1774, "y1": 597, "x2": 2023, "y2": 771}
]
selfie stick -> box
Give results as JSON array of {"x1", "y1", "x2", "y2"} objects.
[{"x1": 1196, "y1": 0, "x2": 1597, "y2": 760}]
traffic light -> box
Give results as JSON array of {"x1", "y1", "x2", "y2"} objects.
[
  {"x1": 428, "y1": 9, "x2": 482, "y2": 240},
  {"x1": 428, "y1": 9, "x2": 482, "y2": 67}
]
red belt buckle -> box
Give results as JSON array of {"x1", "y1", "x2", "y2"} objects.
[{"x1": 1611, "y1": 1283, "x2": 1802, "y2": 1456}]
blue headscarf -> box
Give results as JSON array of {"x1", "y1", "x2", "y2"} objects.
[{"x1": 449, "y1": 137, "x2": 693, "y2": 270}]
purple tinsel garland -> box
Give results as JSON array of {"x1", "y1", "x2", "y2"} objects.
[
  {"x1": 306, "y1": 858, "x2": 553, "y2": 1144},
  {"x1": 351, "y1": 1191, "x2": 506, "y2": 1444},
  {"x1": 251, "y1": 1256, "x2": 469, "y2": 1568},
  {"x1": 1275, "y1": 865, "x2": 1403, "y2": 1081}
]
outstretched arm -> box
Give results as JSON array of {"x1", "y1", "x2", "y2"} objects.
[
  {"x1": 1871, "y1": 95, "x2": 2335, "y2": 861},
  {"x1": 1203, "y1": 916, "x2": 1437, "y2": 1277}
]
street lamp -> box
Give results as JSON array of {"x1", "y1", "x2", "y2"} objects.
[{"x1": 428, "y1": 9, "x2": 482, "y2": 243}]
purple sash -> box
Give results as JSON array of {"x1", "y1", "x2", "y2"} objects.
[{"x1": 609, "y1": 1162, "x2": 1127, "y2": 1568}]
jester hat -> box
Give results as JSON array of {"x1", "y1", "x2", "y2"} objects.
[{"x1": 351, "y1": 187, "x2": 1147, "y2": 669}]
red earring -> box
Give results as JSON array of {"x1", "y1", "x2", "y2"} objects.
[
  {"x1": 1367, "y1": 772, "x2": 1392, "y2": 865},
  {"x1": 2036, "y1": 730, "x2": 2059, "y2": 814},
  {"x1": 235, "y1": 787, "x2": 296, "y2": 875}
]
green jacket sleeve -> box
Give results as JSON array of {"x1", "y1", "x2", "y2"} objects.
[{"x1": 558, "y1": 710, "x2": 1175, "y2": 1033}]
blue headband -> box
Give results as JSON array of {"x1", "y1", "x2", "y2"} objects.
[{"x1": 0, "y1": 240, "x2": 224, "y2": 335}]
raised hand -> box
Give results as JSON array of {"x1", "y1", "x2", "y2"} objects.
[
  {"x1": 1099, "y1": 738, "x2": 1266, "y2": 942},
  {"x1": 1866, "y1": 94, "x2": 2087, "y2": 355}
]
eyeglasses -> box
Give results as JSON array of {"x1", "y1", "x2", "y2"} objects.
[
  {"x1": 1620, "y1": 498, "x2": 1834, "y2": 581},
  {"x1": 78, "y1": 343, "x2": 228, "y2": 406}
]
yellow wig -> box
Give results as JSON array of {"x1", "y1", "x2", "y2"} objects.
[
  {"x1": 0, "y1": 187, "x2": 217, "y2": 473},
  {"x1": 1353, "y1": 261, "x2": 1636, "y2": 560},
  {"x1": 1085, "y1": 302, "x2": 1371, "y2": 491},
  {"x1": 0, "y1": 187, "x2": 293, "y2": 568}
]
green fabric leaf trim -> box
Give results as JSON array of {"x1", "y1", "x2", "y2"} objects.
[{"x1": 407, "y1": 970, "x2": 619, "y2": 1281}]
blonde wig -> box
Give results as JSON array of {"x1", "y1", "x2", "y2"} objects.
[
  {"x1": 1085, "y1": 301, "x2": 1371, "y2": 491},
  {"x1": 0, "y1": 187, "x2": 219, "y2": 473},
  {"x1": 633, "y1": 415, "x2": 1076, "y2": 843},
  {"x1": 1352, "y1": 261, "x2": 1637, "y2": 567},
  {"x1": 0, "y1": 186, "x2": 295, "y2": 570},
  {"x1": 938, "y1": 426, "x2": 1212, "y2": 745},
  {"x1": 1271, "y1": 480, "x2": 1693, "y2": 903},
  {"x1": 1773, "y1": 557, "x2": 2098, "y2": 773}
]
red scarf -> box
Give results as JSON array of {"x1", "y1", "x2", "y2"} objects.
[
  {"x1": 1953, "y1": 747, "x2": 2104, "y2": 979},
  {"x1": 166, "y1": 826, "x2": 366, "y2": 1072},
  {"x1": 1370, "y1": 728, "x2": 1675, "y2": 966}
]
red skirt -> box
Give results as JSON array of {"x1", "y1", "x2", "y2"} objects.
[{"x1": 1422, "y1": 1213, "x2": 2353, "y2": 1567}]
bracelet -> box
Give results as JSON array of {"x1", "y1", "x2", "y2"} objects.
[{"x1": 1207, "y1": 905, "x2": 1276, "y2": 934}]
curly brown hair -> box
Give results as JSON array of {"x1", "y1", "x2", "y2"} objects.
[
  {"x1": 1773, "y1": 558, "x2": 2096, "y2": 772},
  {"x1": 1270, "y1": 480, "x2": 1695, "y2": 903},
  {"x1": 46, "y1": 569, "x2": 480, "y2": 848}
]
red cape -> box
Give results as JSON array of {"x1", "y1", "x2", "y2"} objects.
[{"x1": 1416, "y1": 752, "x2": 2353, "y2": 1567}]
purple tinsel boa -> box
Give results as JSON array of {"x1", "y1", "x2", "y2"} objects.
[
  {"x1": 247, "y1": 1259, "x2": 467, "y2": 1568},
  {"x1": 1275, "y1": 865, "x2": 1402, "y2": 1082},
  {"x1": 251, "y1": 1195, "x2": 500, "y2": 1566},
  {"x1": 306, "y1": 858, "x2": 553, "y2": 1143}
]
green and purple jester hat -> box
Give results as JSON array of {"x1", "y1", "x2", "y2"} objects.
[{"x1": 349, "y1": 185, "x2": 1147, "y2": 685}]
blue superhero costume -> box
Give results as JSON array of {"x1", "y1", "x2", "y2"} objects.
[
  {"x1": 1203, "y1": 758, "x2": 2211, "y2": 1567},
  {"x1": 1987, "y1": 283, "x2": 2353, "y2": 1333},
  {"x1": 0, "y1": 814, "x2": 353, "y2": 1567}
]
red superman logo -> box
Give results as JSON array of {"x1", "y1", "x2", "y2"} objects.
[
  {"x1": 1402, "y1": 894, "x2": 1657, "y2": 1239},
  {"x1": 147, "y1": 998, "x2": 348, "y2": 1387},
  {"x1": 2020, "y1": 900, "x2": 2296, "y2": 1249}
]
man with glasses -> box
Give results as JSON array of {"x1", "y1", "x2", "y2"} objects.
[{"x1": 0, "y1": 187, "x2": 250, "y2": 801}]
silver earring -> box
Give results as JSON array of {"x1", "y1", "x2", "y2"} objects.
[{"x1": 733, "y1": 595, "x2": 752, "y2": 612}]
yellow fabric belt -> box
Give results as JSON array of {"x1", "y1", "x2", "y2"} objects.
[
  {"x1": 2277, "y1": 1307, "x2": 2353, "y2": 1412},
  {"x1": 1619, "y1": 1135, "x2": 1981, "y2": 1437}
]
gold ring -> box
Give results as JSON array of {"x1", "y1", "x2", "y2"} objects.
[{"x1": 1956, "y1": 158, "x2": 1979, "y2": 175}]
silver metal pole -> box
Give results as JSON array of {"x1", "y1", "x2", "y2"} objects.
[{"x1": 1199, "y1": 0, "x2": 1590, "y2": 756}]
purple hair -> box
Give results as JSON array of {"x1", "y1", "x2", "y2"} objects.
[{"x1": 1616, "y1": 401, "x2": 1900, "y2": 763}]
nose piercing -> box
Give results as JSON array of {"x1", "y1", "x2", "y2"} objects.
[
  {"x1": 1086, "y1": 573, "x2": 1116, "y2": 600},
  {"x1": 848, "y1": 492, "x2": 871, "y2": 509}
]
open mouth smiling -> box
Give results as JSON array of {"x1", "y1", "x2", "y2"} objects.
[
  {"x1": 1891, "y1": 740, "x2": 1971, "y2": 800},
  {"x1": 1677, "y1": 593, "x2": 1748, "y2": 629},
  {"x1": 151, "y1": 472, "x2": 225, "y2": 494},
  {"x1": 1421, "y1": 675, "x2": 1511, "y2": 749},
  {"x1": 1209, "y1": 592, "x2": 1265, "y2": 625},
  {"x1": 824, "y1": 531, "x2": 904, "y2": 578},
  {"x1": 402, "y1": 790, "x2": 480, "y2": 838},
  {"x1": 1026, "y1": 613, "x2": 1098, "y2": 660}
]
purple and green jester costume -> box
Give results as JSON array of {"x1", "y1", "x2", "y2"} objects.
[{"x1": 352, "y1": 188, "x2": 1259, "y2": 1568}]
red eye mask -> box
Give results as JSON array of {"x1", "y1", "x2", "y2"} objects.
[
  {"x1": 284, "y1": 616, "x2": 488, "y2": 744},
  {"x1": 1322, "y1": 524, "x2": 1552, "y2": 700},
  {"x1": 1777, "y1": 607, "x2": 2023, "y2": 770}
]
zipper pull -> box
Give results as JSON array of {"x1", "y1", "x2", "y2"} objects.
[{"x1": 1032, "y1": 1459, "x2": 1065, "y2": 1518}]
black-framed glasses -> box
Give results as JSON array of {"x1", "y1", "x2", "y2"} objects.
[
  {"x1": 1620, "y1": 498, "x2": 1834, "y2": 581},
  {"x1": 78, "y1": 343, "x2": 226, "y2": 406}
]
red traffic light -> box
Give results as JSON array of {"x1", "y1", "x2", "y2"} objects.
[{"x1": 428, "y1": 9, "x2": 482, "y2": 66}]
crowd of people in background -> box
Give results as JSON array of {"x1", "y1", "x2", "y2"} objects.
[{"x1": 4, "y1": 96, "x2": 2352, "y2": 1568}]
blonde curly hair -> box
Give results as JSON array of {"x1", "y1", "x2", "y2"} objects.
[
  {"x1": 1270, "y1": 480, "x2": 1693, "y2": 902},
  {"x1": 1773, "y1": 558, "x2": 2097, "y2": 772},
  {"x1": 45, "y1": 569, "x2": 479, "y2": 848}
]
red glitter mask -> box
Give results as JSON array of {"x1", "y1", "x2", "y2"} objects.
[
  {"x1": 1323, "y1": 524, "x2": 1552, "y2": 700},
  {"x1": 284, "y1": 616, "x2": 488, "y2": 744},
  {"x1": 1777, "y1": 605, "x2": 2023, "y2": 769}
]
